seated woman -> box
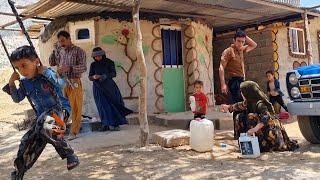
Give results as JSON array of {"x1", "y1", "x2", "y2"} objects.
[
  {"x1": 221, "y1": 81, "x2": 298, "y2": 152},
  {"x1": 89, "y1": 47, "x2": 133, "y2": 131}
]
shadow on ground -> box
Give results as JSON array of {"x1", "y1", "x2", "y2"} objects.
[{"x1": 1, "y1": 123, "x2": 320, "y2": 180}]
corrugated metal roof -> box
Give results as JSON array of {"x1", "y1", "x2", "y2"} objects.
[{"x1": 19, "y1": 0, "x2": 319, "y2": 32}]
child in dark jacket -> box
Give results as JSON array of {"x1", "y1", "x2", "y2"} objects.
[
  {"x1": 5, "y1": 46, "x2": 79, "y2": 179},
  {"x1": 266, "y1": 70, "x2": 288, "y2": 112}
]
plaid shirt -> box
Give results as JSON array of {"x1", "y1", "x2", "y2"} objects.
[{"x1": 49, "y1": 45, "x2": 87, "y2": 79}]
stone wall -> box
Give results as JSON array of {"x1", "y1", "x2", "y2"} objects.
[
  {"x1": 245, "y1": 31, "x2": 274, "y2": 91},
  {"x1": 274, "y1": 17, "x2": 320, "y2": 103},
  {"x1": 213, "y1": 30, "x2": 274, "y2": 101}
]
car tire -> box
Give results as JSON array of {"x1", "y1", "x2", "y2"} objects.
[{"x1": 298, "y1": 116, "x2": 320, "y2": 144}]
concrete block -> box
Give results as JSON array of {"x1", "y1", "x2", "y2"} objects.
[
  {"x1": 249, "y1": 63, "x2": 262, "y2": 72},
  {"x1": 257, "y1": 55, "x2": 273, "y2": 63},
  {"x1": 152, "y1": 129, "x2": 190, "y2": 148},
  {"x1": 248, "y1": 49, "x2": 261, "y2": 57},
  {"x1": 260, "y1": 47, "x2": 274, "y2": 55},
  {"x1": 258, "y1": 40, "x2": 267, "y2": 48},
  {"x1": 266, "y1": 40, "x2": 273, "y2": 47},
  {"x1": 215, "y1": 118, "x2": 234, "y2": 130}
]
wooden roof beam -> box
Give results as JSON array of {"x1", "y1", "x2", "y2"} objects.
[
  {"x1": 1, "y1": 0, "x2": 62, "y2": 29},
  {"x1": 164, "y1": 0, "x2": 271, "y2": 16},
  {"x1": 65, "y1": 0, "x2": 132, "y2": 10},
  {"x1": 0, "y1": 12, "x2": 53, "y2": 21},
  {"x1": 140, "y1": 9, "x2": 249, "y2": 23},
  {"x1": 0, "y1": 28, "x2": 40, "y2": 32},
  {"x1": 244, "y1": 0, "x2": 320, "y2": 17},
  {"x1": 66, "y1": 0, "x2": 248, "y2": 23}
]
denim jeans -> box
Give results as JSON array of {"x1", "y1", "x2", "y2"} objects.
[
  {"x1": 228, "y1": 76, "x2": 244, "y2": 139},
  {"x1": 228, "y1": 76, "x2": 244, "y2": 104}
]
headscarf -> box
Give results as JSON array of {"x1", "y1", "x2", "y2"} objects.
[
  {"x1": 240, "y1": 81, "x2": 275, "y2": 115},
  {"x1": 91, "y1": 47, "x2": 106, "y2": 59}
]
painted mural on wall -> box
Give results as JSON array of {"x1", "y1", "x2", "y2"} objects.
[
  {"x1": 185, "y1": 22, "x2": 214, "y2": 106},
  {"x1": 196, "y1": 25, "x2": 214, "y2": 105},
  {"x1": 272, "y1": 29, "x2": 280, "y2": 79},
  {"x1": 151, "y1": 24, "x2": 164, "y2": 112},
  {"x1": 293, "y1": 60, "x2": 307, "y2": 69},
  {"x1": 184, "y1": 25, "x2": 199, "y2": 97},
  {"x1": 96, "y1": 19, "x2": 213, "y2": 112},
  {"x1": 101, "y1": 22, "x2": 150, "y2": 99}
]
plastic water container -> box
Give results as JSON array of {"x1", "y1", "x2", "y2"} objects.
[
  {"x1": 80, "y1": 119, "x2": 92, "y2": 134},
  {"x1": 190, "y1": 119, "x2": 214, "y2": 152},
  {"x1": 238, "y1": 133, "x2": 260, "y2": 158},
  {"x1": 189, "y1": 96, "x2": 196, "y2": 112}
]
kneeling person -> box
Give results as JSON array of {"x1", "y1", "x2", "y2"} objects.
[{"x1": 221, "y1": 81, "x2": 298, "y2": 152}]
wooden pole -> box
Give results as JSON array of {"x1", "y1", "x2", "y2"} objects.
[
  {"x1": 303, "y1": 11, "x2": 313, "y2": 64},
  {"x1": 132, "y1": 0, "x2": 149, "y2": 147}
]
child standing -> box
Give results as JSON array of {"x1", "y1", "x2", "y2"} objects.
[
  {"x1": 193, "y1": 80, "x2": 208, "y2": 119},
  {"x1": 266, "y1": 70, "x2": 288, "y2": 112},
  {"x1": 5, "y1": 46, "x2": 79, "y2": 179},
  {"x1": 187, "y1": 80, "x2": 208, "y2": 129},
  {"x1": 89, "y1": 47, "x2": 133, "y2": 131}
]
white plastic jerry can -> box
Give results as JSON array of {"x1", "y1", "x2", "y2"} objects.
[
  {"x1": 238, "y1": 133, "x2": 260, "y2": 158},
  {"x1": 190, "y1": 119, "x2": 214, "y2": 152},
  {"x1": 189, "y1": 96, "x2": 196, "y2": 112}
]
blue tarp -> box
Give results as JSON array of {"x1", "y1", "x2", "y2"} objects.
[{"x1": 297, "y1": 64, "x2": 320, "y2": 76}]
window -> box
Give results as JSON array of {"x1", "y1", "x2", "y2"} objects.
[
  {"x1": 76, "y1": 28, "x2": 90, "y2": 40},
  {"x1": 289, "y1": 28, "x2": 305, "y2": 55},
  {"x1": 69, "y1": 20, "x2": 95, "y2": 44},
  {"x1": 161, "y1": 29, "x2": 183, "y2": 67}
]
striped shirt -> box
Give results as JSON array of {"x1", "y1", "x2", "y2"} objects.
[{"x1": 49, "y1": 45, "x2": 87, "y2": 79}]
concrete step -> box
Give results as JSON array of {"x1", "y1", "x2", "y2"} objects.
[
  {"x1": 68, "y1": 110, "x2": 234, "y2": 133},
  {"x1": 127, "y1": 111, "x2": 234, "y2": 130}
]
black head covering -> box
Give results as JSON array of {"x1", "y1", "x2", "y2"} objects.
[{"x1": 240, "y1": 81, "x2": 275, "y2": 114}]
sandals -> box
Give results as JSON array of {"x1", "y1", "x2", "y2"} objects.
[
  {"x1": 67, "y1": 155, "x2": 80, "y2": 171},
  {"x1": 11, "y1": 170, "x2": 23, "y2": 180},
  {"x1": 99, "y1": 126, "x2": 110, "y2": 132},
  {"x1": 111, "y1": 126, "x2": 120, "y2": 131}
]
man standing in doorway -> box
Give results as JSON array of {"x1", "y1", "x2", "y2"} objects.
[
  {"x1": 219, "y1": 29, "x2": 257, "y2": 139},
  {"x1": 49, "y1": 30, "x2": 87, "y2": 140}
]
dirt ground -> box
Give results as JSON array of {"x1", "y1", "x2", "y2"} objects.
[{"x1": 1, "y1": 69, "x2": 320, "y2": 180}]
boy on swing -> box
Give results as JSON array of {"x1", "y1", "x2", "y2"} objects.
[{"x1": 4, "y1": 46, "x2": 79, "y2": 179}]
